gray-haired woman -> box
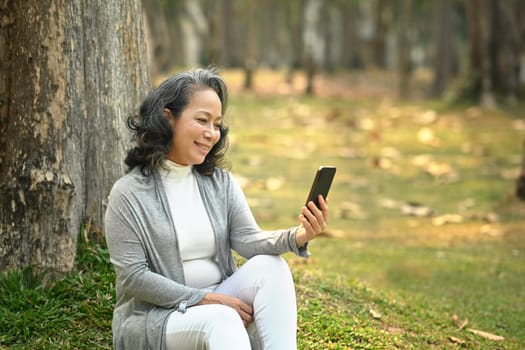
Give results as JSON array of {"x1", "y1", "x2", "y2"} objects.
[{"x1": 104, "y1": 67, "x2": 329, "y2": 350}]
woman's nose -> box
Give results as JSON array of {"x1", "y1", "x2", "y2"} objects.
[{"x1": 203, "y1": 125, "x2": 219, "y2": 140}]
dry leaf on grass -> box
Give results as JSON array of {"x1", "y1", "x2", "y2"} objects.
[
  {"x1": 369, "y1": 308, "x2": 382, "y2": 319},
  {"x1": 467, "y1": 328, "x2": 505, "y2": 341},
  {"x1": 401, "y1": 202, "x2": 434, "y2": 217},
  {"x1": 448, "y1": 336, "x2": 465, "y2": 344},
  {"x1": 378, "y1": 197, "x2": 400, "y2": 209},
  {"x1": 432, "y1": 214, "x2": 463, "y2": 226},
  {"x1": 336, "y1": 201, "x2": 368, "y2": 220},
  {"x1": 458, "y1": 319, "x2": 469, "y2": 331},
  {"x1": 413, "y1": 109, "x2": 438, "y2": 125},
  {"x1": 417, "y1": 127, "x2": 440, "y2": 146},
  {"x1": 385, "y1": 326, "x2": 404, "y2": 334},
  {"x1": 451, "y1": 314, "x2": 468, "y2": 330}
]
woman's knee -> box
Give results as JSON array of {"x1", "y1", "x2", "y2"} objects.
[
  {"x1": 251, "y1": 255, "x2": 292, "y2": 279},
  {"x1": 208, "y1": 304, "x2": 243, "y2": 325},
  {"x1": 206, "y1": 305, "x2": 250, "y2": 347}
]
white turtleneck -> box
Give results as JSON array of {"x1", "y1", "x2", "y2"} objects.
[{"x1": 159, "y1": 160, "x2": 222, "y2": 289}]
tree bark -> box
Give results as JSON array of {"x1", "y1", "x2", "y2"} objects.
[
  {"x1": 431, "y1": 0, "x2": 453, "y2": 97},
  {"x1": 397, "y1": 0, "x2": 412, "y2": 99},
  {"x1": 340, "y1": 1, "x2": 361, "y2": 69},
  {"x1": 464, "y1": 0, "x2": 523, "y2": 104},
  {"x1": 284, "y1": 0, "x2": 305, "y2": 84},
  {"x1": 142, "y1": 0, "x2": 180, "y2": 75},
  {"x1": 0, "y1": 0, "x2": 149, "y2": 272},
  {"x1": 372, "y1": 0, "x2": 387, "y2": 68},
  {"x1": 517, "y1": 139, "x2": 525, "y2": 201}
]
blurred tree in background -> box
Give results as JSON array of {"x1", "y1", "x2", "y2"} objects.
[{"x1": 143, "y1": 0, "x2": 525, "y2": 103}]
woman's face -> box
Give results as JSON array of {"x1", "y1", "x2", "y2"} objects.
[{"x1": 166, "y1": 88, "x2": 223, "y2": 166}]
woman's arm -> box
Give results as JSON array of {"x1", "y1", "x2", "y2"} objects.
[
  {"x1": 227, "y1": 174, "x2": 328, "y2": 257},
  {"x1": 104, "y1": 186, "x2": 206, "y2": 311}
]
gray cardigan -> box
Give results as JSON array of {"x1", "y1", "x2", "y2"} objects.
[{"x1": 104, "y1": 167, "x2": 309, "y2": 350}]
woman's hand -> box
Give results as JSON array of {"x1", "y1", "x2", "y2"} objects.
[
  {"x1": 198, "y1": 292, "x2": 253, "y2": 327},
  {"x1": 295, "y1": 195, "x2": 329, "y2": 248}
]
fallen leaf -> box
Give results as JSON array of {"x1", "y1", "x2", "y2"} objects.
[
  {"x1": 378, "y1": 198, "x2": 400, "y2": 209},
  {"x1": 432, "y1": 214, "x2": 463, "y2": 226},
  {"x1": 358, "y1": 117, "x2": 376, "y2": 131},
  {"x1": 369, "y1": 308, "x2": 381, "y2": 319},
  {"x1": 386, "y1": 326, "x2": 404, "y2": 334},
  {"x1": 380, "y1": 146, "x2": 402, "y2": 159},
  {"x1": 458, "y1": 319, "x2": 469, "y2": 331},
  {"x1": 479, "y1": 224, "x2": 503, "y2": 236},
  {"x1": 336, "y1": 201, "x2": 368, "y2": 220},
  {"x1": 413, "y1": 110, "x2": 438, "y2": 125},
  {"x1": 448, "y1": 336, "x2": 465, "y2": 344},
  {"x1": 417, "y1": 127, "x2": 440, "y2": 146},
  {"x1": 401, "y1": 202, "x2": 434, "y2": 217},
  {"x1": 373, "y1": 157, "x2": 393, "y2": 170},
  {"x1": 467, "y1": 328, "x2": 504, "y2": 341}
]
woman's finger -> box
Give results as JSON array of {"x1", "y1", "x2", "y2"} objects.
[
  {"x1": 302, "y1": 206, "x2": 321, "y2": 232},
  {"x1": 305, "y1": 203, "x2": 324, "y2": 232}
]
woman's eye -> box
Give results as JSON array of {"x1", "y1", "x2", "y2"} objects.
[
  {"x1": 214, "y1": 124, "x2": 222, "y2": 129},
  {"x1": 197, "y1": 118, "x2": 207, "y2": 123}
]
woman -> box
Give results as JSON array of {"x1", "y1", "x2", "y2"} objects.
[{"x1": 104, "y1": 67, "x2": 328, "y2": 350}]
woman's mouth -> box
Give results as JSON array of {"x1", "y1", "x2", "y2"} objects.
[{"x1": 195, "y1": 142, "x2": 211, "y2": 154}]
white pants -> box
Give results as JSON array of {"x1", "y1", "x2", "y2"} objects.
[{"x1": 165, "y1": 255, "x2": 297, "y2": 350}]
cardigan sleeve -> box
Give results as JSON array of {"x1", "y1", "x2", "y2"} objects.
[
  {"x1": 226, "y1": 173, "x2": 310, "y2": 259},
  {"x1": 105, "y1": 180, "x2": 207, "y2": 311}
]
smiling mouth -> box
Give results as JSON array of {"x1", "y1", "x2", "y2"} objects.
[{"x1": 195, "y1": 142, "x2": 211, "y2": 153}]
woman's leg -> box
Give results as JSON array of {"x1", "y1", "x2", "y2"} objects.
[
  {"x1": 165, "y1": 304, "x2": 251, "y2": 350},
  {"x1": 215, "y1": 255, "x2": 297, "y2": 350}
]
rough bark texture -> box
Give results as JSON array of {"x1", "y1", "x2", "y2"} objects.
[{"x1": 0, "y1": 0, "x2": 150, "y2": 272}]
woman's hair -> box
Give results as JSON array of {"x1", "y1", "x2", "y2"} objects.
[{"x1": 125, "y1": 67, "x2": 229, "y2": 176}]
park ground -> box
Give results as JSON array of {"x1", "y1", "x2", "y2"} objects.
[{"x1": 1, "y1": 69, "x2": 525, "y2": 349}]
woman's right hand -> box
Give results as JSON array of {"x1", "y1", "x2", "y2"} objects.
[{"x1": 198, "y1": 292, "x2": 254, "y2": 327}]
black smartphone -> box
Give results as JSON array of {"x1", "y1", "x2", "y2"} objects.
[{"x1": 305, "y1": 166, "x2": 336, "y2": 208}]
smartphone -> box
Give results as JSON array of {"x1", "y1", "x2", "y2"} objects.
[{"x1": 305, "y1": 166, "x2": 336, "y2": 208}]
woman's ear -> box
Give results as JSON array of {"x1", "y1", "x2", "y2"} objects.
[{"x1": 163, "y1": 108, "x2": 172, "y2": 119}]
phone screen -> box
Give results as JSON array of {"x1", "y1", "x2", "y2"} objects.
[{"x1": 305, "y1": 166, "x2": 336, "y2": 208}]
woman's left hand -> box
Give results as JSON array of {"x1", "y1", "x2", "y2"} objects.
[{"x1": 295, "y1": 195, "x2": 329, "y2": 248}]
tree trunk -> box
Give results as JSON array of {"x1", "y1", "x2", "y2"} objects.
[
  {"x1": 242, "y1": 0, "x2": 258, "y2": 90},
  {"x1": 517, "y1": 139, "x2": 525, "y2": 201},
  {"x1": 464, "y1": 0, "x2": 523, "y2": 104},
  {"x1": 303, "y1": 0, "x2": 322, "y2": 95},
  {"x1": 285, "y1": 0, "x2": 305, "y2": 84},
  {"x1": 372, "y1": 0, "x2": 387, "y2": 68},
  {"x1": 431, "y1": 0, "x2": 453, "y2": 97},
  {"x1": 397, "y1": 0, "x2": 412, "y2": 99},
  {"x1": 340, "y1": 1, "x2": 361, "y2": 69},
  {"x1": 0, "y1": 0, "x2": 149, "y2": 272},
  {"x1": 142, "y1": 0, "x2": 180, "y2": 75},
  {"x1": 180, "y1": 0, "x2": 208, "y2": 66}
]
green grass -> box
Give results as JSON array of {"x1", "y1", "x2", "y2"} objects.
[{"x1": 1, "y1": 71, "x2": 525, "y2": 349}]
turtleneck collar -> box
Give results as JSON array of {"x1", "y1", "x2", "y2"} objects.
[{"x1": 159, "y1": 159, "x2": 193, "y2": 180}]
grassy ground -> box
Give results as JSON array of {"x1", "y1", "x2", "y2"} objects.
[{"x1": 1, "y1": 69, "x2": 525, "y2": 349}]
